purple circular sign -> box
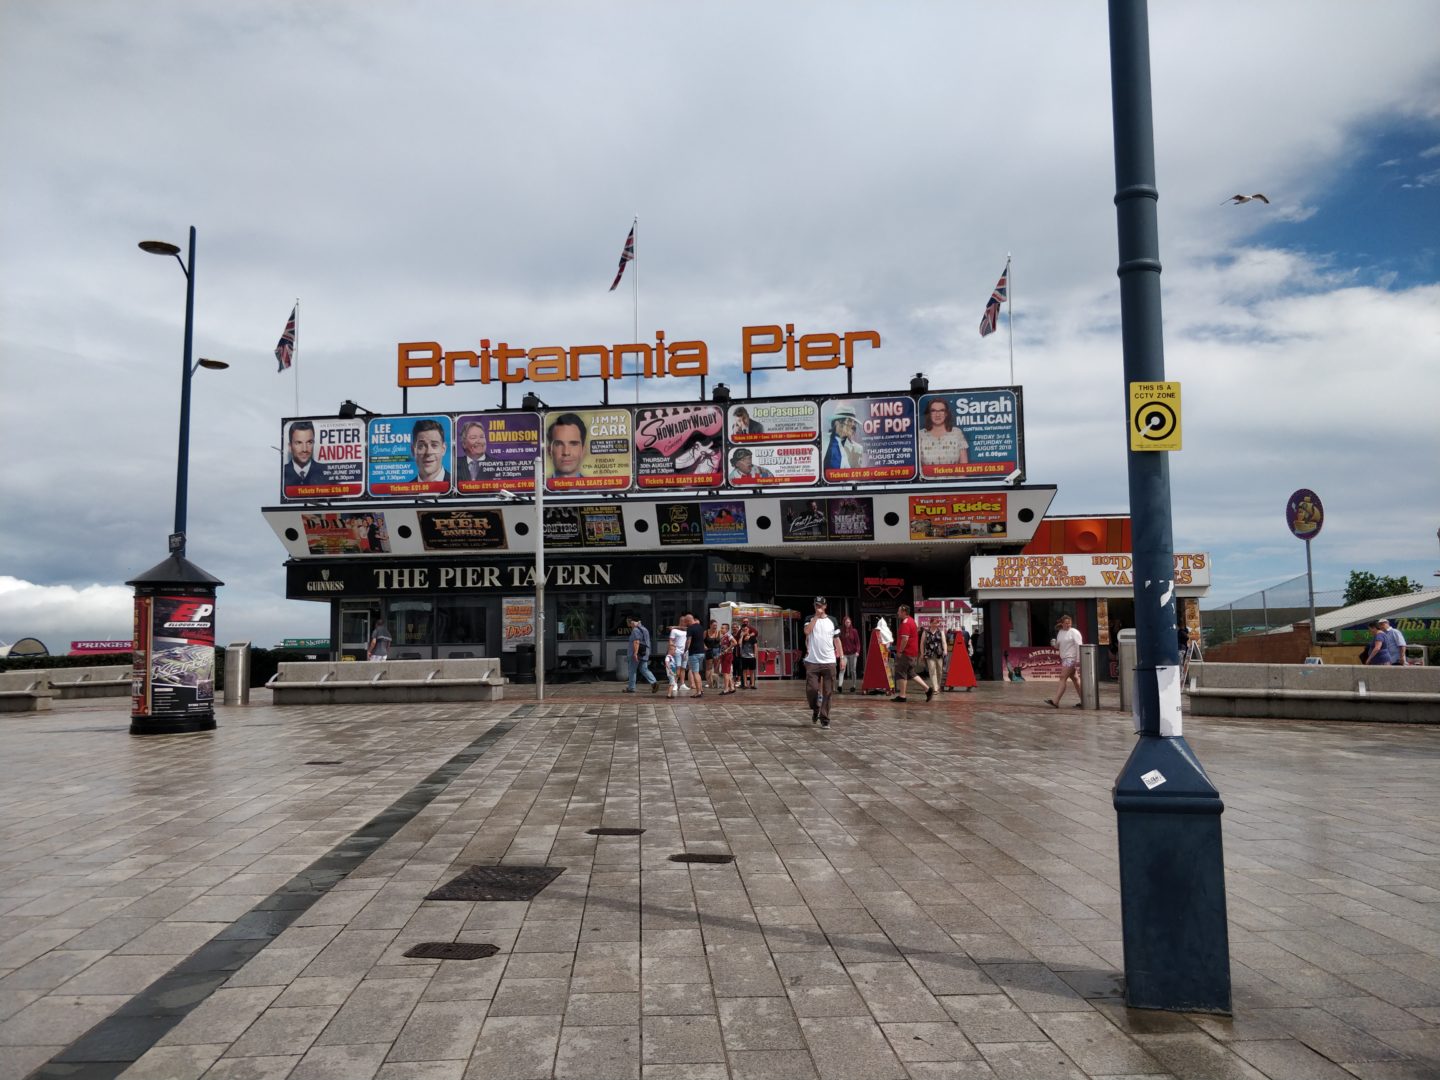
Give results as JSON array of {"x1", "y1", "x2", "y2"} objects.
[{"x1": 1285, "y1": 488, "x2": 1323, "y2": 540}]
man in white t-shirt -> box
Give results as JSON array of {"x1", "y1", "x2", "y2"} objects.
[
  {"x1": 804, "y1": 596, "x2": 843, "y2": 728},
  {"x1": 1047, "y1": 614, "x2": 1084, "y2": 708}
]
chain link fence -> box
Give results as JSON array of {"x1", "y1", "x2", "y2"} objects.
[{"x1": 1200, "y1": 574, "x2": 1345, "y2": 648}]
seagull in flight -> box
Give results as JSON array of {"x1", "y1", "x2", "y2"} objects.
[{"x1": 1223, "y1": 193, "x2": 1270, "y2": 205}]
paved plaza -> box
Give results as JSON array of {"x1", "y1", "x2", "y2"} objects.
[{"x1": 1, "y1": 681, "x2": 1438, "y2": 1080}]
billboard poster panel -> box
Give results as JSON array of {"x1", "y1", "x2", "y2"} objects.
[
  {"x1": 727, "y1": 444, "x2": 820, "y2": 487},
  {"x1": 147, "y1": 595, "x2": 215, "y2": 717},
  {"x1": 543, "y1": 505, "x2": 627, "y2": 549},
  {"x1": 917, "y1": 391, "x2": 1020, "y2": 480},
  {"x1": 367, "y1": 415, "x2": 453, "y2": 497},
  {"x1": 819, "y1": 397, "x2": 917, "y2": 483},
  {"x1": 656, "y1": 502, "x2": 704, "y2": 546},
  {"x1": 635, "y1": 406, "x2": 724, "y2": 489},
  {"x1": 781, "y1": 498, "x2": 829, "y2": 542},
  {"x1": 301, "y1": 512, "x2": 391, "y2": 554},
  {"x1": 701, "y1": 500, "x2": 747, "y2": 544},
  {"x1": 909, "y1": 493, "x2": 1008, "y2": 540},
  {"x1": 502, "y1": 597, "x2": 535, "y2": 652},
  {"x1": 281, "y1": 418, "x2": 366, "y2": 501},
  {"x1": 727, "y1": 401, "x2": 820, "y2": 444},
  {"x1": 418, "y1": 509, "x2": 508, "y2": 551},
  {"x1": 454, "y1": 412, "x2": 541, "y2": 495},
  {"x1": 828, "y1": 497, "x2": 875, "y2": 542},
  {"x1": 543, "y1": 408, "x2": 632, "y2": 492}
]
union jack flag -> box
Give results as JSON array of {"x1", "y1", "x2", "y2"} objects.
[
  {"x1": 275, "y1": 304, "x2": 297, "y2": 372},
  {"x1": 608, "y1": 223, "x2": 635, "y2": 291},
  {"x1": 979, "y1": 261, "x2": 1008, "y2": 337}
]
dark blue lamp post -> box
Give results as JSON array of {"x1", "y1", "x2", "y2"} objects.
[
  {"x1": 1107, "y1": 0, "x2": 1230, "y2": 1012},
  {"x1": 128, "y1": 227, "x2": 227, "y2": 735}
]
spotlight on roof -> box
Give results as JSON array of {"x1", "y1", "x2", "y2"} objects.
[
  {"x1": 910, "y1": 372, "x2": 929, "y2": 396},
  {"x1": 712, "y1": 382, "x2": 731, "y2": 404}
]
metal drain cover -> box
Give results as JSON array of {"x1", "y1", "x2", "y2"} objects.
[
  {"x1": 305, "y1": 760, "x2": 342, "y2": 765},
  {"x1": 587, "y1": 827, "x2": 645, "y2": 836},
  {"x1": 426, "y1": 865, "x2": 566, "y2": 901},
  {"x1": 403, "y1": 941, "x2": 499, "y2": 960},
  {"x1": 668, "y1": 853, "x2": 735, "y2": 864}
]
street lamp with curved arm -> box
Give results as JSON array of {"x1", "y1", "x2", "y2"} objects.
[{"x1": 139, "y1": 227, "x2": 225, "y2": 557}]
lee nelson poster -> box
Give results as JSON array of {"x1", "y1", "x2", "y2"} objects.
[
  {"x1": 367, "y1": 415, "x2": 453, "y2": 497},
  {"x1": 819, "y1": 396, "x2": 917, "y2": 483},
  {"x1": 543, "y1": 408, "x2": 632, "y2": 493},
  {"x1": 454, "y1": 412, "x2": 541, "y2": 495},
  {"x1": 916, "y1": 390, "x2": 1021, "y2": 481},
  {"x1": 634, "y1": 406, "x2": 724, "y2": 489},
  {"x1": 281, "y1": 418, "x2": 366, "y2": 501}
]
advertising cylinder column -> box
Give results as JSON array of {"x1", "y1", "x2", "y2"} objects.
[{"x1": 127, "y1": 556, "x2": 224, "y2": 736}]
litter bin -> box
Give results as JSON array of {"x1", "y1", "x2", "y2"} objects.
[
  {"x1": 513, "y1": 644, "x2": 536, "y2": 684},
  {"x1": 1117, "y1": 628, "x2": 1137, "y2": 715},
  {"x1": 223, "y1": 641, "x2": 251, "y2": 705},
  {"x1": 1079, "y1": 644, "x2": 1099, "y2": 710}
]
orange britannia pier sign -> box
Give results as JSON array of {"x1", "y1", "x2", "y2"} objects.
[{"x1": 397, "y1": 324, "x2": 882, "y2": 388}]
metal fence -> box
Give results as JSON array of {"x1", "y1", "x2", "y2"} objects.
[{"x1": 1200, "y1": 573, "x2": 1345, "y2": 647}]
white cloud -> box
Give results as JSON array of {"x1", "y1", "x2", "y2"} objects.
[
  {"x1": 1, "y1": 0, "x2": 1437, "y2": 625},
  {"x1": 0, "y1": 577, "x2": 133, "y2": 647}
]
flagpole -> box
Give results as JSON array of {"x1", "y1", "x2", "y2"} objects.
[
  {"x1": 293, "y1": 297, "x2": 301, "y2": 416},
  {"x1": 1005, "y1": 256, "x2": 1014, "y2": 386},
  {"x1": 639, "y1": 216, "x2": 645, "y2": 406}
]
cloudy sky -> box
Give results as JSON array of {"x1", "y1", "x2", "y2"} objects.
[{"x1": 2, "y1": 1, "x2": 1437, "y2": 648}]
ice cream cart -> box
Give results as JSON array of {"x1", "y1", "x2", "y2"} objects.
[{"x1": 711, "y1": 602, "x2": 802, "y2": 678}]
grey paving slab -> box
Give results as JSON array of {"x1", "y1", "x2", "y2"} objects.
[{"x1": 2, "y1": 689, "x2": 1439, "y2": 1080}]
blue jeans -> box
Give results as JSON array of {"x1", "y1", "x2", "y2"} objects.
[{"x1": 628, "y1": 654, "x2": 656, "y2": 690}]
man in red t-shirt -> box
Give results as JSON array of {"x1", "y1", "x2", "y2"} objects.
[{"x1": 891, "y1": 604, "x2": 932, "y2": 703}]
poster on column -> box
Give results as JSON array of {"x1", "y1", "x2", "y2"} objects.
[
  {"x1": 454, "y1": 412, "x2": 540, "y2": 494},
  {"x1": 916, "y1": 390, "x2": 1021, "y2": 481},
  {"x1": 367, "y1": 415, "x2": 453, "y2": 496},
  {"x1": 543, "y1": 408, "x2": 632, "y2": 493},
  {"x1": 280, "y1": 418, "x2": 366, "y2": 501},
  {"x1": 147, "y1": 596, "x2": 216, "y2": 717},
  {"x1": 634, "y1": 406, "x2": 724, "y2": 489},
  {"x1": 502, "y1": 597, "x2": 535, "y2": 653},
  {"x1": 819, "y1": 396, "x2": 917, "y2": 483}
]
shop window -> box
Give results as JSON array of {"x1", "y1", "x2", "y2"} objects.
[
  {"x1": 1007, "y1": 601, "x2": 1030, "y2": 647},
  {"x1": 1030, "y1": 601, "x2": 1078, "y2": 646},
  {"x1": 557, "y1": 593, "x2": 603, "y2": 641},
  {"x1": 437, "y1": 598, "x2": 487, "y2": 646},
  {"x1": 390, "y1": 600, "x2": 433, "y2": 648}
]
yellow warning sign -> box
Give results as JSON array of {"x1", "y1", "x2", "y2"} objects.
[{"x1": 1129, "y1": 382, "x2": 1181, "y2": 451}]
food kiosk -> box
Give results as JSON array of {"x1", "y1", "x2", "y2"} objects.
[{"x1": 711, "y1": 602, "x2": 802, "y2": 678}]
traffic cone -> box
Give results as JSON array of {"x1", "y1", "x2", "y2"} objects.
[
  {"x1": 862, "y1": 631, "x2": 893, "y2": 694},
  {"x1": 945, "y1": 643, "x2": 977, "y2": 690}
]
